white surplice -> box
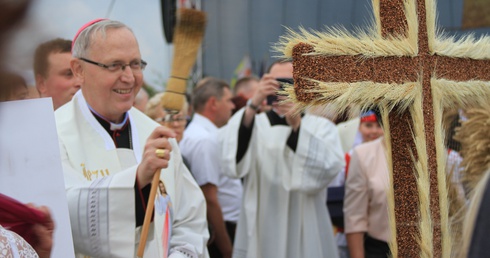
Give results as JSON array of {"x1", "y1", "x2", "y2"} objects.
[
  {"x1": 55, "y1": 91, "x2": 209, "y2": 258},
  {"x1": 219, "y1": 109, "x2": 344, "y2": 258}
]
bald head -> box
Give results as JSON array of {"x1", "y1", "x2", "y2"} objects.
[{"x1": 268, "y1": 61, "x2": 293, "y2": 78}]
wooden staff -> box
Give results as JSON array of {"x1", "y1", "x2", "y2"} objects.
[{"x1": 137, "y1": 8, "x2": 206, "y2": 258}]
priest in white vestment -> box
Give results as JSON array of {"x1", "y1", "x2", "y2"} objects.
[
  {"x1": 55, "y1": 19, "x2": 209, "y2": 258},
  {"x1": 219, "y1": 61, "x2": 344, "y2": 258}
]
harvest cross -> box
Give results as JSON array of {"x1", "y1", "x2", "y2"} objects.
[{"x1": 277, "y1": 0, "x2": 490, "y2": 257}]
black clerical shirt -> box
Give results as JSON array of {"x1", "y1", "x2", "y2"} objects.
[{"x1": 92, "y1": 112, "x2": 151, "y2": 227}]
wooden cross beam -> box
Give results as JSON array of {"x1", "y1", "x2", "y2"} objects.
[{"x1": 277, "y1": 0, "x2": 490, "y2": 257}]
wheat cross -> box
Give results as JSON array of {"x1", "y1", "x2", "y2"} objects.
[{"x1": 277, "y1": 0, "x2": 490, "y2": 256}]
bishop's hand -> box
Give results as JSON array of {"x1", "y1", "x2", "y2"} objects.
[{"x1": 137, "y1": 126, "x2": 176, "y2": 188}]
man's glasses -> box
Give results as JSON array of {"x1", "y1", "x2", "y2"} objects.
[{"x1": 79, "y1": 57, "x2": 147, "y2": 72}]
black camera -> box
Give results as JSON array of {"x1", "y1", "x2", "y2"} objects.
[{"x1": 266, "y1": 78, "x2": 294, "y2": 105}]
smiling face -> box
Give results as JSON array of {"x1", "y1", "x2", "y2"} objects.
[
  {"x1": 72, "y1": 27, "x2": 143, "y2": 123},
  {"x1": 359, "y1": 121, "x2": 384, "y2": 142}
]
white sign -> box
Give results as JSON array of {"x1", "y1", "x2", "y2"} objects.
[{"x1": 0, "y1": 98, "x2": 75, "y2": 258}]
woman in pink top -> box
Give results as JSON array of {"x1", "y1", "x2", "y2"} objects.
[{"x1": 344, "y1": 110, "x2": 389, "y2": 258}]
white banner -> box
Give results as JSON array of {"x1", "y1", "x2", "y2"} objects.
[{"x1": 0, "y1": 98, "x2": 74, "y2": 258}]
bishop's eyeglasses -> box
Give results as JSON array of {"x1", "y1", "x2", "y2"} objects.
[{"x1": 79, "y1": 57, "x2": 147, "y2": 72}]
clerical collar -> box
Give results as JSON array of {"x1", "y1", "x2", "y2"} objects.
[
  {"x1": 272, "y1": 108, "x2": 286, "y2": 118},
  {"x1": 266, "y1": 109, "x2": 304, "y2": 126},
  {"x1": 87, "y1": 104, "x2": 129, "y2": 130},
  {"x1": 266, "y1": 110, "x2": 288, "y2": 126},
  {"x1": 88, "y1": 104, "x2": 132, "y2": 149}
]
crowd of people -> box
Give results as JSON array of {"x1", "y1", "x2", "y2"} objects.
[{"x1": 0, "y1": 10, "x2": 472, "y2": 258}]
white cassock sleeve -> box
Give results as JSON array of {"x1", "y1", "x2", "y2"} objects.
[
  {"x1": 220, "y1": 109, "x2": 344, "y2": 194},
  {"x1": 287, "y1": 114, "x2": 345, "y2": 193},
  {"x1": 219, "y1": 109, "x2": 255, "y2": 179},
  {"x1": 168, "y1": 140, "x2": 209, "y2": 258}
]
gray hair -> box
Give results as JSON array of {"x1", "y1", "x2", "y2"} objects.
[
  {"x1": 192, "y1": 77, "x2": 229, "y2": 112},
  {"x1": 72, "y1": 20, "x2": 134, "y2": 58}
]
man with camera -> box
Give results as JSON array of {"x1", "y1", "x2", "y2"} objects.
[{"x1": 219, "y1": 60, "x2": 344, "y2": 258}]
